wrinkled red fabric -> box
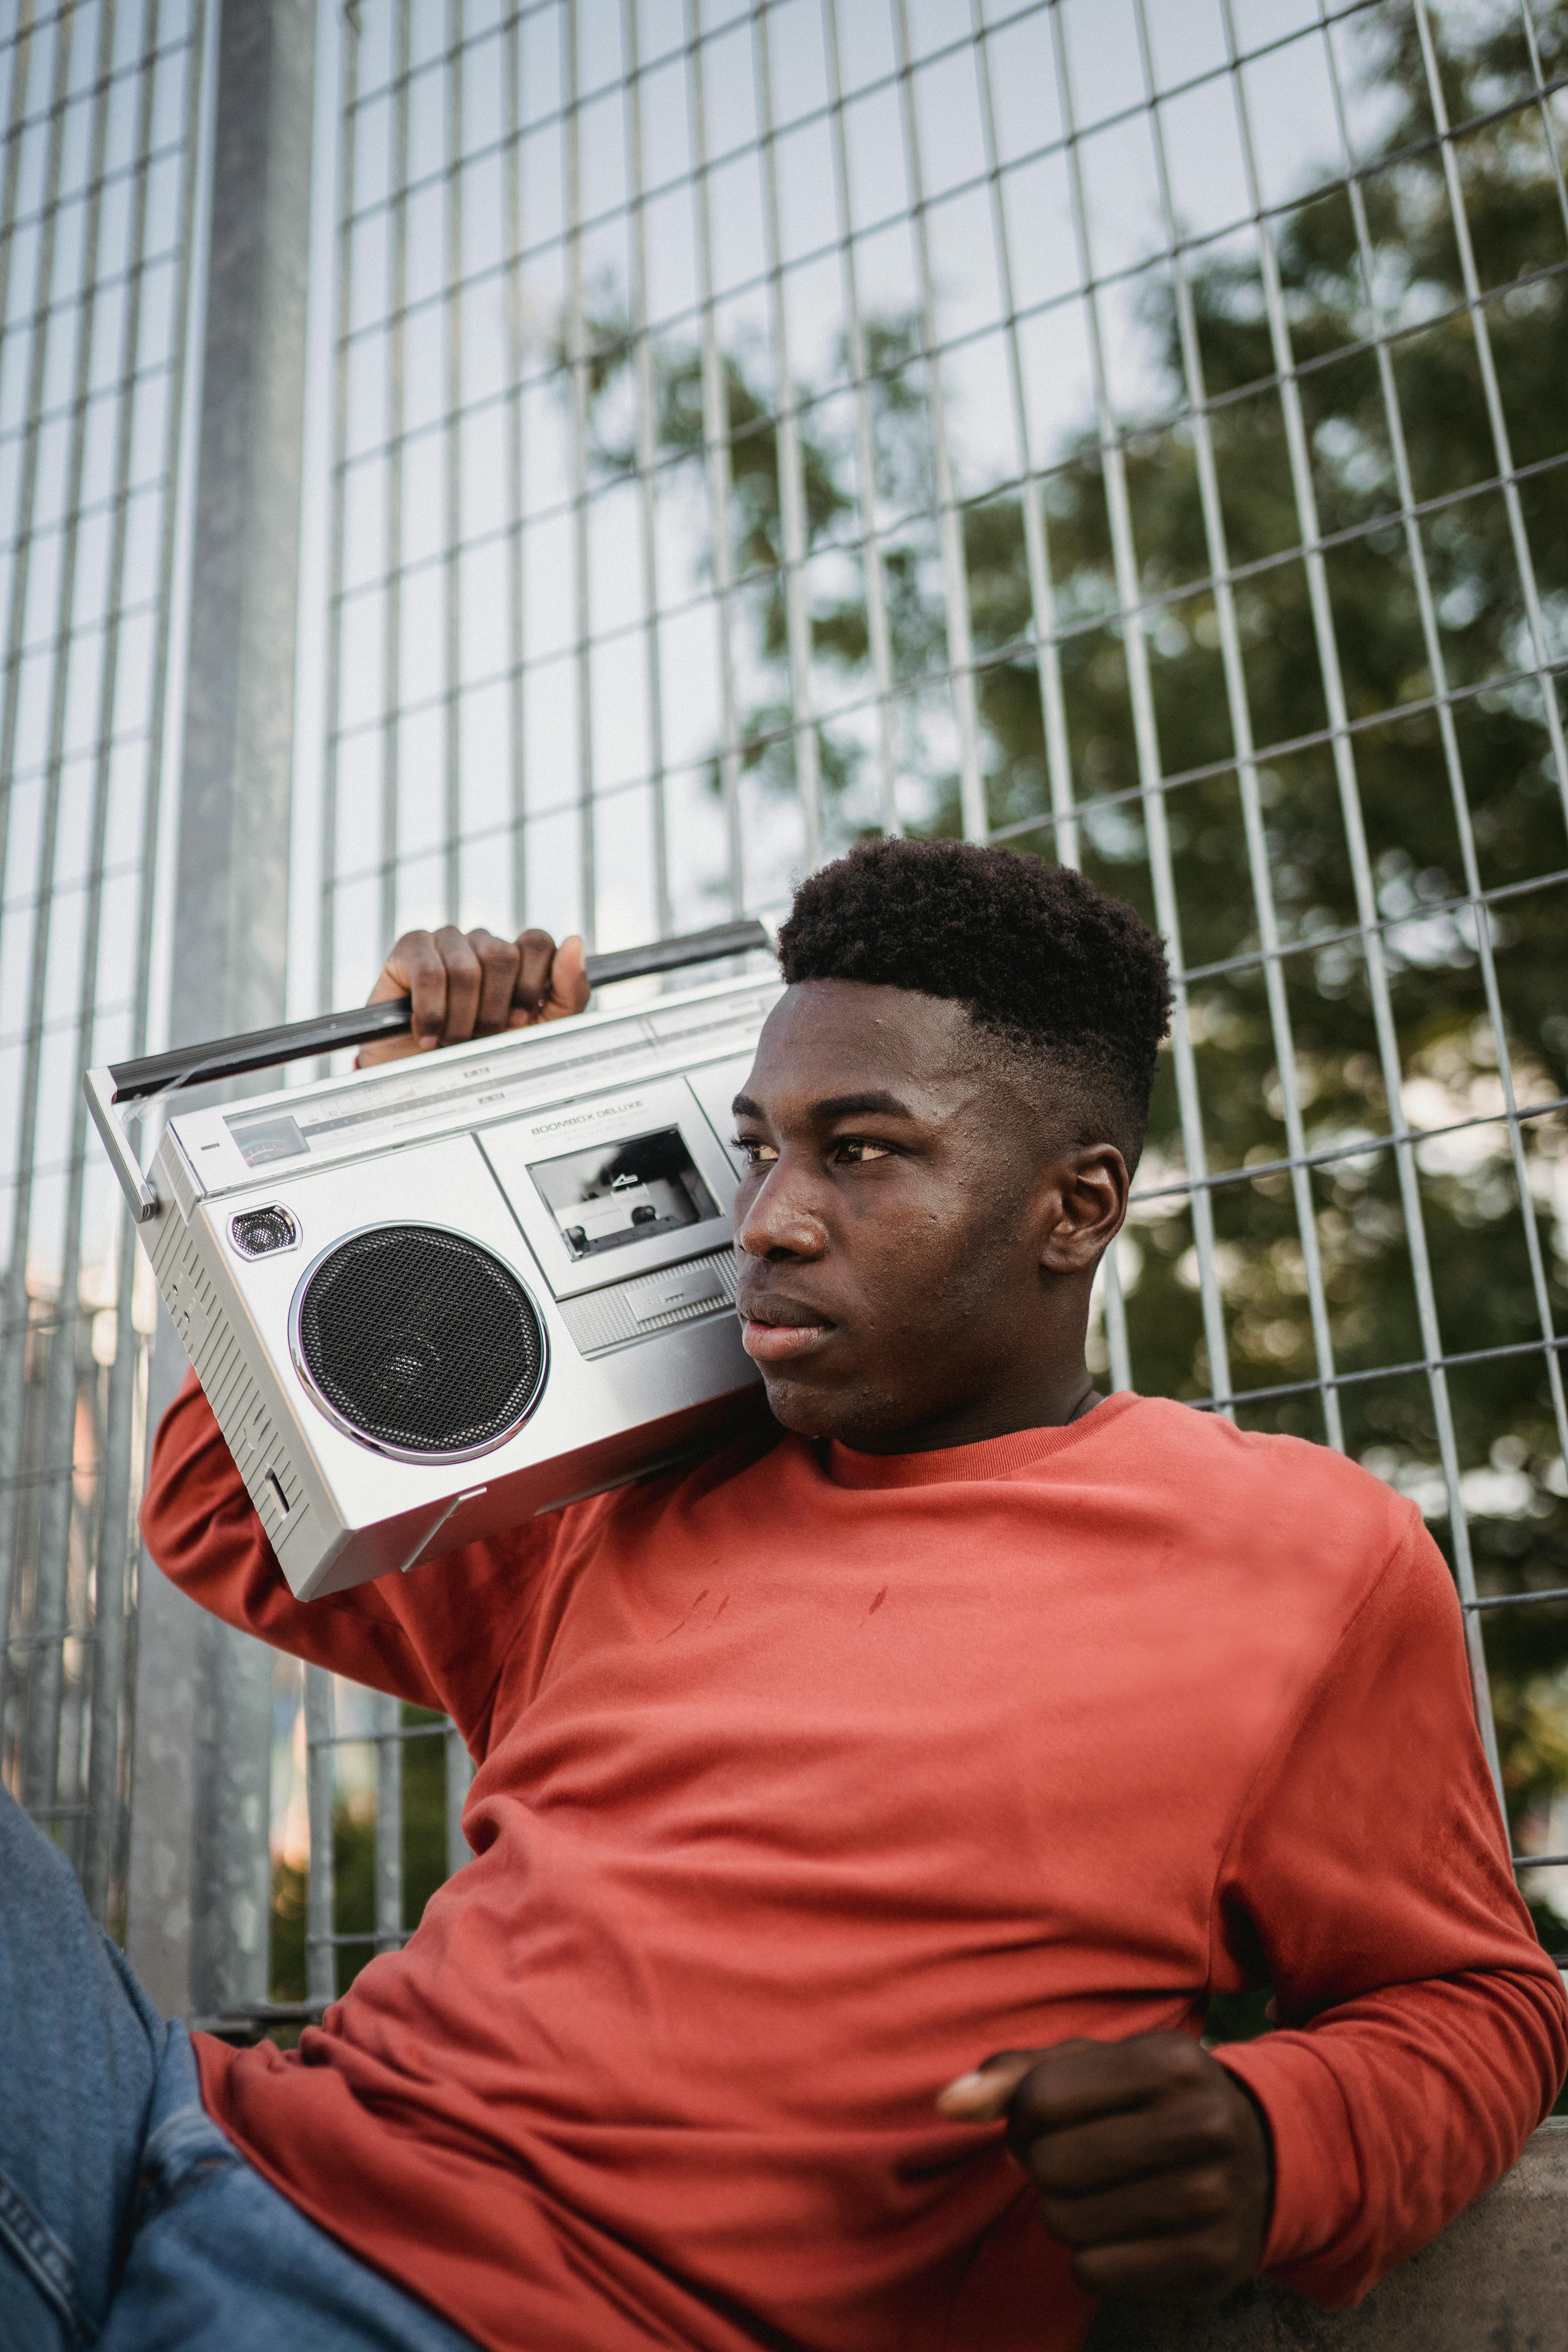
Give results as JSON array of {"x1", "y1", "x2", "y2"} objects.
[{"x1": 142, "y1": 1371, "x2": 1566, "y2": 2351}]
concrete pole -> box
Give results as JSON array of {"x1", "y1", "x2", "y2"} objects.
[{"x1": 127, "y1": 0, "x2": 316, "y2": 2020}]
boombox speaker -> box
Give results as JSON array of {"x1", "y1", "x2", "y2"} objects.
[
  {"x1": 86, "y1": 921, "x2": 780, "y2": 1600},
  {"x1": 291, "y1": 1225, "x2": 550, "y2": 1459}
]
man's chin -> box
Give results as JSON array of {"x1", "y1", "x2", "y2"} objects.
[{"x1": 756, "y1": 1367, "x2": 904, "y2": 1446}]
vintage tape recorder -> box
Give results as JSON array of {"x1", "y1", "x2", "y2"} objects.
[{"x1": 86, "y1": 922, "x2": 782, "y2": 1601}]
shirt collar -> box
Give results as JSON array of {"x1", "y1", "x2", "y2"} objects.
[{"x1": 822, "y1": 1391, "x2": 1142, "y2": 1488}]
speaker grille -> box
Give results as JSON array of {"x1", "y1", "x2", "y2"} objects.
[{"x1": 294, "y1": 1225, "x2": 546, "y2": 1458}]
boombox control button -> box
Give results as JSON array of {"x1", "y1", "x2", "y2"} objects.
[
  {"x1": 231, "y1": 1205, "x2": 300, "y2": 1259},
  {"x1": 633, "y1": 1263, "x2": 728, "y2": 1327}
]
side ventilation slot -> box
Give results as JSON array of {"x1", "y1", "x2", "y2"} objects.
[{"x1": 150, "y1": 1210, "x2": 308, "y2": 1555}]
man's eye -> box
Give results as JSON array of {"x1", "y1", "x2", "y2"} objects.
[
  {"x1": 733, "y1": 1136, "x2": 778, "y2": 1166},
  {"x1": 833, "y1": 1138, "x2": 893, "y2": 1165}
]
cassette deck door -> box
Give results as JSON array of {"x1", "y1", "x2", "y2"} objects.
[{"x1": 478, "y1": 1076, "x2": 741, "y2": 1303}]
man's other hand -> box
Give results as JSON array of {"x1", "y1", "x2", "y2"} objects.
[
  {"x1": 358, "y1": 927, "x2": 590, "y2": 1067},
  {"x1": 936, "y1": 2031, "x2": 1271, "y2": 2303}
]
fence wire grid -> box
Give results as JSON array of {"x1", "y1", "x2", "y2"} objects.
[
  {"x1": 0, "y1": 0, "x2": 204, "y2": 1933},
  {"x1": 1, "y1": 0, "x2": 1566, "y2": 2013}
]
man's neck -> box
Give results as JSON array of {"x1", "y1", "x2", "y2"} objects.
[{"x1": 836, "y1": 1370, "x2": 1104, "y2": 1457}]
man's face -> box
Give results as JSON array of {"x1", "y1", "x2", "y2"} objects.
[{"x1": 731, "y1": 980, "x2": 1112, "y2": 1446}]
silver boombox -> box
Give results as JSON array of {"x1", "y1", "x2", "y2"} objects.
[{"x1": 87, "y1": 922, "x2": 780, "y2": 1600}]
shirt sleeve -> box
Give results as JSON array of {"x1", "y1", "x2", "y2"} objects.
[
  {"x1": 1209, "y1": 1505, "x2": 1568, "y2": 2306},
  {"x1": 139, "y1": 1369, "x2": 557, "y2": 1752}
]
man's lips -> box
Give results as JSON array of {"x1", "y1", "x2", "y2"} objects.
[{"x1": 737, "y1": 1297, "x2": 837, "y2": 1366}]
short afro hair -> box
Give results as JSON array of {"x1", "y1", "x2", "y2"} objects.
[{"x1": 775, "y1": 838, "x2": 1171, "y2": 1161}]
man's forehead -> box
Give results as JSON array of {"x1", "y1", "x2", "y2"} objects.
[{"x1": 742, "y1": 979, "x2": 977, "y2": 1103}]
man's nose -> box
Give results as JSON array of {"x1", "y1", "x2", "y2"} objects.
[{"x1": 735, "y1": 1157, "x2": 827, "y2": 1262}]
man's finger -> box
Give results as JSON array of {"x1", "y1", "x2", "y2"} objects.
[
  {"x1": 513, "y1": 929, "x2": 558, "y2": 1018},
  {"x1": 468, "y1": 928, "x2": 522, "y2": 1035},
  {"x1": 1008, "y1": 2033, "x2": 1208, "y2": 2138},
  {"x1": 506, "y1": 931, "x2": 590, "y2": 1026},
  {"x1": 1021, "y1": 2091, "x2": 1239, "y2": 2200},
  {"x1": 937, "y1": 2032, "x2": 1185, "y2": 2128},
  {"x1": 935, "y1": 2044, "x2": 1093, "y2": 2122},
  {"x1": 363, "y1": 929, "x2": 449, "y2": 1061},
  {"x1": 1070, "y1": 2224, "x2": 1247, "y2": 2303},
  {"x1": 542, "y1": 933, "x2": 589, "y2": 1021},
  {"x1": 432, "y1": 924, "x2": 483, "y2": 1045},
  {"x1": 1033, "y1": 2161, "x2": 1234, "y2": 2250}
]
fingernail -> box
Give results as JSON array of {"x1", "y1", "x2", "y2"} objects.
[{"x1": 939, "y1": 2072, "x2": 991, "y2": 2100}]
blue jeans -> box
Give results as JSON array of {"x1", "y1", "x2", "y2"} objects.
[{"x1": 0, "y1": 1785, "x2": 477, "y2": 2351}]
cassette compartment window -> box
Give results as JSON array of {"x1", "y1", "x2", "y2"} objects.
[{"x1": 529, "y1": 1126, "x2": 720, "y2": 1261}]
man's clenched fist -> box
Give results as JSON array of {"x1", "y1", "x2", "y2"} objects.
[
  {"x1": 936, "y1": 2031, "x2": 1272, "y2": 2303},
  {"x1": 358, "y1": 926, "x2": 590, "y2": 1067}
]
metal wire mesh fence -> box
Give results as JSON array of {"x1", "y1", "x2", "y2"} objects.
[
  {"x1": 2, "y1": 0, "x2": 1565, "y2": 2010},
  {"x1": 284, "y1": 0, "x2": 1568, "y2": 1999},
  {"x1": 0, "y1": 0, "x2": 206, "y2": 1931}
]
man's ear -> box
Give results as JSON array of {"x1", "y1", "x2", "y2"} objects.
[{"x1": 1037, "y1": 1144, "x2": 1129, "y2": 1277}]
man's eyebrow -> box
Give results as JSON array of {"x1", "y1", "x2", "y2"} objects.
[
  {"x1": 811, "y1": 1091, "x2": 916, "y2": 1120},
  {"x1": 730, "y1": 1089, "x2": 917, "y2": 1121}
]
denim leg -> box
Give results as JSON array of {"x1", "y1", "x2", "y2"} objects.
[
  {"x1": 104, "y1": 2026, "x2": 479, "y2": 2352},
  {"x1": 0, "y1": 1784, "x2": 168, "y2": 2351},
  {"x1": 0, "y1": 1784, "x2": 476, "y2": 2351}
]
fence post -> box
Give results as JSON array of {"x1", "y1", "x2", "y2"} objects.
[{"x1": 125, "y1": 0, "x2": 316, "y2": 2020}]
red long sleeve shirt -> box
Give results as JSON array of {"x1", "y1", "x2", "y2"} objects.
[{"x1": 142, "y1": 1373, "x2": 1566, "y2": 2352}]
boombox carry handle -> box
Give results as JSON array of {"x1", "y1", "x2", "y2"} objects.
[{"x1": 85, "y1": 917, "x2": 772, "y2": 1224}]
